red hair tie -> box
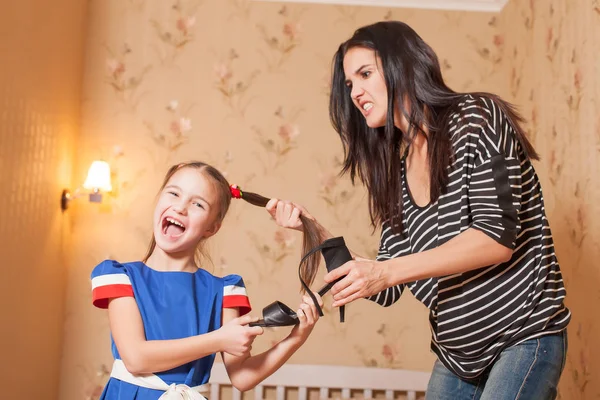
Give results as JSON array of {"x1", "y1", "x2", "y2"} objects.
[{"x1": 230, "y1": 184, "x2": 243, "y2": 199}]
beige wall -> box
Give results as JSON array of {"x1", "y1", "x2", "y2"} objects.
[
  {"x1": 57, "y1": 2, "x2": 501, "y2": 399},
  {"x1": 0, "y1": 0, "x2": 87, "y2": 399},
  {"x1": 55, "y1": 0, "x2": 599, "y2": 399},
  {"x1": 498, "y1": 1, "x2": 600, "y2": 398}
]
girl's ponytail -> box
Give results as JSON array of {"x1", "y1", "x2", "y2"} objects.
[{"x1": 230, "y1": 184, "x2": 323, "y2": 289}]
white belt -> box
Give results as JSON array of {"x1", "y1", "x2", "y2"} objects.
[{"x1": 110, "y1": 359, "x2": 209, "y2": 400}]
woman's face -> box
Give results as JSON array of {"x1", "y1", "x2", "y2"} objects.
[{"x1": 342, "y1": 46, "x2": 409, "y2": 132}]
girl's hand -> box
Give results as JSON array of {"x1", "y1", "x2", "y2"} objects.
[
  {"x1": 266, "y1": 199, "x2": 314, "y2": 232},
  {"x1": 217, "y1": 314, "x2": 264, "y2": 357},
  {"x1": 289, "y1": 293, "x2": 323, "y2": 344}
]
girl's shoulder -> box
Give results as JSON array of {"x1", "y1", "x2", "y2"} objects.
[
  {"x1": 220, "y1": 273, "x2": 246, "y2": 286},
  {"x1": 90, "y1": 259, "x2": 144, "y2": 278},
  {"x1": 219, "y1": 273, "x2": 251, "y2": 316},
  {"x1": 90, "y1": 261, "x2": 247, "y2": 288},
  {"x1": 90, "y1": 260, "x2": 140, "y2": 309},
  {"x1": 195, "y1": 269, "x2": 247, "y2": 289},
  {"x1": 199, "y1": 271, "x2": 247, "y2": 291},
  {"x1": 195, "y1": 270, "x2": 251, "y2": 314}
]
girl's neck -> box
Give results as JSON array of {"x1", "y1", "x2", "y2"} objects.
[{"x1": 145, "y1": 248, "x2": 198, "y2": 273}]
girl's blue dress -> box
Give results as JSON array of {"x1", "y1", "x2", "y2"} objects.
[{"x1": 91, "y1": 260, "x2": 251, "y2": 399}]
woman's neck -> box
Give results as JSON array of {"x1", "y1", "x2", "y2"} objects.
[
  {"x1": 145, "y1": 248, "x2": 198, "y2": 273},
  {"x1": 405, "y1": 126, "x2": 429, "y2": 164}
]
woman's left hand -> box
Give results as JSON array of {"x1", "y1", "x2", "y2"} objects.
[
  {"x1": 324, "y1": 258, "x2": 388, "y2": 307},
  {"x1": 289, "y1": 293, "x2": 323, "y2": 344},
  {"x1": 266, "y1": 198, "x2": 312, "y2": 232}
]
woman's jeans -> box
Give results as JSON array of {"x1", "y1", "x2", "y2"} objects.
[{"x1": 426, "y1": 331, "x2": 568, "y2": 400}]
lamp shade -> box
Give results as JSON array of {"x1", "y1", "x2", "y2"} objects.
[{"x1": 83, "y1": 161, "x2": 112, "y2": 192}]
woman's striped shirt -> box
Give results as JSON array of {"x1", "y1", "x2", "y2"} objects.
[{"x1": 370, "y1": 95, "x2": 570, "y2": 379}]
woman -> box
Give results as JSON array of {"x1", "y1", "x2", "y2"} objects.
[{"x1": 266, "y1": 21, "x2": 569, "y2": 400}]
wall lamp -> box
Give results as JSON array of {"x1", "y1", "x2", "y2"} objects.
[{"x1": 61, "y1": 161, "x2": 112, "y2": 211}]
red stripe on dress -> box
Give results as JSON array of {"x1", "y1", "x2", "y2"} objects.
[
  {"x1": 92, "y1": 284, "x2": 134, "y2": 309},
  {"x1": 223, "y1": 294, "x2": 251, "y2": 316}
]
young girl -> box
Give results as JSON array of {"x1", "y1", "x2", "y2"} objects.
[{"x1": 91, "y1": 161, "x2": 322, "y2": 399}]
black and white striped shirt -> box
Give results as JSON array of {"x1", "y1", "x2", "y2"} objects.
[{"x1": 370, "y1": 95, "x2": 570, "y2": 379}]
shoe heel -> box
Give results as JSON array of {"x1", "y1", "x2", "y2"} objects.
[
  {"x1": 250, "y1": 236, "x2": 353, "y2": 327},
  {"x1": 313, "y1": 237, "x2": 352, "y2": 322}
]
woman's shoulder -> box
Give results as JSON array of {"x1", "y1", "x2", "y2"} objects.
[
  {"x1": 449, "y1": 94, "x2": 515, "y2": 143},
  {"x1": 449, "y1": 93, "x2": 526, "y2": 166},
  {"x1": 450, "y1": 94, "x2": 504, "y2": 123}
]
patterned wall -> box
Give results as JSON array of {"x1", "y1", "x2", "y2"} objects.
[
  {"x1": 57, "y1": 0, "x2": 599, "y2": 399},
  {"x1": 497, "y1": 1, "x2": 600, "y2": 398},
  {"x1": 0, "y1": 0, "x2": 86, "y2": 399}
]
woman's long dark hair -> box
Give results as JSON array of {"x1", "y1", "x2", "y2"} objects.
[
  {"x1": 329, "y1": 21, "x2": 538, "y2": 234},
  {"x1": 143, "y1": 161, "x2": 324, "y2": 288}
]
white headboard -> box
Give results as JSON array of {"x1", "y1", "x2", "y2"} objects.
[{"x1": 209, "y1": 362, "x2": 430, "y2": 399}]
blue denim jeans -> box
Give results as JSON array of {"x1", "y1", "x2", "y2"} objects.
[{"x1": 426, "y1": 331, "x2": 568, "y2": 400}]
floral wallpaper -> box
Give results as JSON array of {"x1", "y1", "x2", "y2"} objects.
[
  {"x1": 496, "y1": 1, "x2": 600, "y2": 399},
  {"x1": 58, "y1": 0, "x2": 599, "y2": 399}
]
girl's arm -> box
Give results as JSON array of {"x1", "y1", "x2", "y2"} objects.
[
  {"x1": 325, "y1": 228, "x2": 512, "y2": 307},
  {"x1": 221, "y1": 294, "x2": 322, "y2": 392},
  {"x1": 108, "y1": 296, "x2": 263, "y2": 374}
]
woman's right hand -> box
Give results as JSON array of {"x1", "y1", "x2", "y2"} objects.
[
  {"x1": 266, "y1": 199, "x2": 314, "y2": 232},
  {"x1": 217, "y1": 314, "x2": 264, "y2": 357}
]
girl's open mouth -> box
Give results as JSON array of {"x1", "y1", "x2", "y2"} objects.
[{"x1": 162, "y1": 216, "x2": 186, "y2": 238}]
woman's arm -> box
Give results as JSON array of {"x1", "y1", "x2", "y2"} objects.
[
  {"x1": 108, "y1": 297, "x2": 263, "y2": 374},
  {"x1": 326, "y1": 228, "x2": 512, "y2": 307},
  {"x1": 222, "y1": 294, "x2": 322, "y2": 392}
]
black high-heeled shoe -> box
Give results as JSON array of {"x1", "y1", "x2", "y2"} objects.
[{"x1": 249, "y1": 236, "x2": 353, "y2": 327}]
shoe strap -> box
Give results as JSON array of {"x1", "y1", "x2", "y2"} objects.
[
  {"x1": 298, "y1": 237, "x2": 349, "y2": 322},
  {"x1": 298, "y1": 243, "x2": 327, "y2": 317}
]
